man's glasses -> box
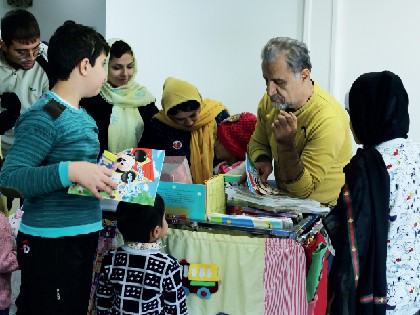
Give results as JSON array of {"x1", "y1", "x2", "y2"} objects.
[{"x1": 11, "y1": 46, "x2": 43, "y2": 60}]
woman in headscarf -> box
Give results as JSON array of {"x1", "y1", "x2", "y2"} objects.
[
  {"x1": 323, "y1": 71, "x2": 420, "y2": 314},
  {"x1": 81, "y1": 38, "x2": 158, "y2": 156},
  {"x1": 140, "y1": 77, "x2": 230, "y2": 183}
]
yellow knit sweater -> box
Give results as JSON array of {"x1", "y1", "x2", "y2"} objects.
[{"x1": 248, "y1": 81, "x2": 353, "y2": 206}]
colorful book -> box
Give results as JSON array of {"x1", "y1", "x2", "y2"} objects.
[
  {"x1": 158, "y1": 174, "x2": 232, "y2": 221},
  {"x1": 68, "y1": 148, "x2": 165, "y2": 206},
  {"x1": 158, "y1": 181, "x2": 207, "y2": 220},
  {"x1": 245, "y1": 154, "x2": 284, "y2": 195},
  {"x1": 208, "y1": 213, "x2": 294, "y2": 230}
]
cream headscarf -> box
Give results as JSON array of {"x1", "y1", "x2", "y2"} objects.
[
  {"x1": 155, "y1": 77, "x2": 229, "y2": 184},
  {"x1": 100, "y1": 38, "x2": 155, "y2": 153}
]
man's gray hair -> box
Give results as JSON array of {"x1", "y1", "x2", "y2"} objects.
[{"x1": 261, "y1": 37, "x2": 312, "y2": 74}]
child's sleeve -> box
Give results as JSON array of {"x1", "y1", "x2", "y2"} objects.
[
  {"x1": 0, "y1": 110, "x2": 66, "y2": 198},
  {"x1": 162, "y1": 259, "x2": 188, "y2": 315},
  {"x1": 95, "y1": 252, "x2": 114, "y2": 314},
  {"x1": 0, "y1": 214, "x2": 18, "y2": 274}
]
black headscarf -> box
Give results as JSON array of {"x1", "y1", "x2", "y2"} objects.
[
  {"x1": 349, "y1": 70, "x2": 409, "y2": 146},
  {"x1": 324, "y1": 71, "x2": 409, "y2": 314}
]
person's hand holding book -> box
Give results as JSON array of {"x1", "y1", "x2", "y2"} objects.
[{"x1": 69, "y1": 162, "x2": 117, "y2": 199}]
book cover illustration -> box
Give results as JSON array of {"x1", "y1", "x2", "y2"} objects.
[
  {"x1": 68, "y1": 148, "x2": 165, "y2": 205},
  {"x1": 158, "y1": 174, "x2": 229, "y2": 221},
  {"x1": 245, "y1": 154, "x2": 283, "y2": 195},
  {"x1": 158, "y1": 181, "x2": 206, "y2": 220}
]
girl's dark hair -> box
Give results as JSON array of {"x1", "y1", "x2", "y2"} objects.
[
  {"x1": 116, "y1": 194, "x2": 165, "y2": 243},
  {"x1": 110, "y1": 40, "x2": 133, "y2": 59},
  {"x1": 167, "y1": 100, "x2": 200, "y2": 116},
  {"x1": 1, "y1": 9, "x2": 40, "y2": 46},
  {"x1": 48, "y1": 20, "x2": 110, "y2": 82}
]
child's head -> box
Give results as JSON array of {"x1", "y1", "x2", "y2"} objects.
[
  {"x1": 116, "y1": 194, "x2": 167, "y2": 243},
  {"x1": 48, "y1": 20, "x2": 110, "y2": 86},
  {"x1": 215, "y1": 112, "x2": 257, "y2": 163}
]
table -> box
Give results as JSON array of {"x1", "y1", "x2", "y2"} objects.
[{"x1": 162, "y1": 219, "x2": 312, "y2": 315}]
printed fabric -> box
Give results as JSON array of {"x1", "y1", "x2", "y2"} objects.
[
  {"x1": 96, "y1": 246, "x2": 187, "y2": 315},
  {"x1": 87, "y1": 218, "x2": 122, "y2": 315},
  {"x1": 264, "y1": 238, "x2": 307, "y2": 315},
  {"x1": 377, "y1": 138, "x2": 420, "y2": 314}
]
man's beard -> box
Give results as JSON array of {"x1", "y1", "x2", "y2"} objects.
[
  {"x1": 270, "y1": 95, "x2": 292, "y2": 111},
  {"x1": 20, "y1": 58, "x2": 35, "y2": 70}
]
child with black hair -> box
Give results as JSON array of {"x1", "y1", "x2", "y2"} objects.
[
  {"x1": 0, "y1": 20, "x2": 113, "y2": 314},
  {"x1": 96, "y1": 194, "x2": 188, "y2": 315}
]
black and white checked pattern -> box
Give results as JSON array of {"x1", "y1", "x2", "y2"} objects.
[{"x1": 96, "y1": 246, "x2": 187, "y2": 314}]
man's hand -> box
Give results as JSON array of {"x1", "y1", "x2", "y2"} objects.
[
  {"x1": 239, "y1": 161, "x2": 273, "y2": 185},
  {"x1": 271, "y1": 110, "x2": 297, "y2": 146},
  {"x1": 69, "y1": 162, "x2": 117, "y2": 199},
  {"x1": 254, "y1": 161, "x2": 273, "y2": 184}
]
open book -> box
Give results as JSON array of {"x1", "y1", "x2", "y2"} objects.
[{"x1": 68, "y1": 148, "x2": 165, "y2": 205}]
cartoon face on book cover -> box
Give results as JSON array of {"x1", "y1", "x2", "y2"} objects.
[{"x1": 68, "y1": 148, "x2": 165, "y2": 205}]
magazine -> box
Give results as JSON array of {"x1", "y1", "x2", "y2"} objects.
[
  {"x1": 225, "y1": 186, "x2": 329, "y2": 215},
  {"x1": 68, "y1": 148, "x2": 165, "y2": 205}
]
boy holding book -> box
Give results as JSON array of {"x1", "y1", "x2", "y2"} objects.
[{"x1": 0, "y1": 21, "x2": 114, "y2": 314}]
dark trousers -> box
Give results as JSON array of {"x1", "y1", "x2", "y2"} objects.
[
  {"x1": 0, "y1": 308, "x2": 9, "y2": 315},
  {"x1": 15, "y1": 231, "x2": 98, "y2": 315}
]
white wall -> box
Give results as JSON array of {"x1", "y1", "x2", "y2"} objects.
[
  {"x1": 106, "y1": 0, "x2": 306, "y2": 114},
  {"x1": 333, "y1": 0, "x2": 420, "y2": 142},
  {"x1": 0, "y1": 0, "x2": 105, "y2": 42},
  {"x1": 108, "y1": 0, "x2": 420, "y2": 142},
  {"x1": 303, "y1": 0, "x2": 334, "y2": 92},
  {"x1": 3, "y1": 0, "x2": 417, "y2": 142}
]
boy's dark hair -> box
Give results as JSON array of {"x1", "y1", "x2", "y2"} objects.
[
  {"x1": 167, "y1": 100, "x2": 200, "y2": 116},
  {"x1": 110, "y1": 40, "x2": 133, "y2": 59},
  {"x1": 47, "y1": 20, "x2": 110, "y2": 82},
  {"x1": 116, "y1": 194, "x2": 165, "y2": 243},
  {"x1": 1, "y1": 9, "x2": 40, "y2": 46}
]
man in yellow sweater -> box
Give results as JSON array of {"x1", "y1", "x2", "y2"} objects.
[{"x1": 248, "y1": 37, "x2": 352, "y2": 206}]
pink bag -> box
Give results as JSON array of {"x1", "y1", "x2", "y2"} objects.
[{"x1": 160, "y1": 156, "x2": 193, "y2": 184}]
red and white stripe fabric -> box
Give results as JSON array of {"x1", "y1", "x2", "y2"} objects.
[{"x1": 264, "y1": 238, "x2": 308, "y2": 315}]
